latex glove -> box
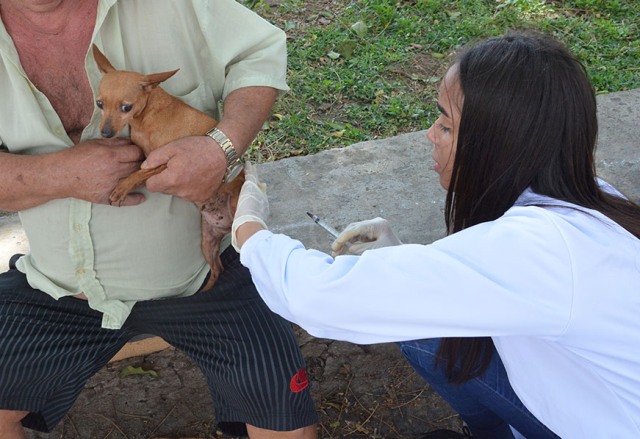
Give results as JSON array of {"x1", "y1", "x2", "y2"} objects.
[
  {"x1": 331, "y1": 217, "x2": 402, "y2": 256},
  {"x1": 231, "y1": 162, "x2": 269, "y2": 252}
]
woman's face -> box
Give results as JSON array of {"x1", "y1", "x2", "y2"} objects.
[{"x1": 426, "y1": 65, "x2": 462, "y2": 190}]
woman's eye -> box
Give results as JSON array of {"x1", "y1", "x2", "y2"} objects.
[
  {"x1": 438, "y1": 122, "x2": 451, "y2": 133},
  {"x1": 121, "y1": 104, "x2": 133, "y2": 113}
]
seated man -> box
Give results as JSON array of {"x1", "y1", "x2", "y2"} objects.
[{"x1": 0, "y1": 0, "x2": 317, "y2": 437}]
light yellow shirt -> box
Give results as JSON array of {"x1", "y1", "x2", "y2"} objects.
[{"x1": 0, "y1": 0, "x2": 289, "y2": 329}]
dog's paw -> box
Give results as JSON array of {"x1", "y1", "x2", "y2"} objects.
[{"x1": 108, "y1": 187, "x2": 128, "y2": 206}]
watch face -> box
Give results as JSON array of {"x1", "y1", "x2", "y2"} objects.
[{"x1": 224, "y1": 163, "x2": 244, "y2": 184}]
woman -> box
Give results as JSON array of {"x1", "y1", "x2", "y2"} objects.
[{"x1": 231, "y1": 32, "x2": 640, "y2": 438}]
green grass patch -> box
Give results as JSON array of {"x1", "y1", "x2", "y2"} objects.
[{"x1": 245, "y1": 0, "x2": 640, "y2": 161}]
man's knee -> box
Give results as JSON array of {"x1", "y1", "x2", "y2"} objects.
[
  {"x1": 246, "y1": 424, "x2": 317, "y2": 439},
  {"x1": 0, "y1": 410, "x2": 27, "y2": 423},
  {"x1": 0, "y1": 410, "x2": 28, "y2": 439}
]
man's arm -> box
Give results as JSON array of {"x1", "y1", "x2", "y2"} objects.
[
  {"x1": 217, "y1": 86, "x2": 278, "y2": 157},
  {"x1": 142, "y1": 86, "x2": 278, "y2": 203},
  {"x1": 0, "y1": 138, "x2": 145, "y2": 211}
]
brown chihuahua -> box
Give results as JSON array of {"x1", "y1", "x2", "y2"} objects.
[{"x1": 93, "y1": 45, "x2": 245, "y2": 290}]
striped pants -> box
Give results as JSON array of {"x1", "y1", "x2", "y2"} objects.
[{"x1": 0, "y1": 249, "x2": 317, "y2": 434}]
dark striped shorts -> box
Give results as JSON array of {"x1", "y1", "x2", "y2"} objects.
[{"x1": 0, "y1": 249, "x2": 317, "y2": 434}]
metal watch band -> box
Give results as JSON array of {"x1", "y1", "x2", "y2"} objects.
[{"x1": 206, "y1": 127, "x2": 242, "y2": 183}]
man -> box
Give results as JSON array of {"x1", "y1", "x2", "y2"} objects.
[{"x1": 0, "y1": 0, "x2": 318, "y2": 438}]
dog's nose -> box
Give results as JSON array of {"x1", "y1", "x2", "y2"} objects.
[{"x1": 101, "y1": 128, "x2": 115, "y2": 138}]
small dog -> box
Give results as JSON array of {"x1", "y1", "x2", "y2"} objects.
[{"x1": 93, "y1": 45, "x2": 245, "y2": 290}]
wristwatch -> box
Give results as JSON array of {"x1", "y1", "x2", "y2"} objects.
[{"x1": 206, "y1": 127, "x2": 243, "y2": 184}]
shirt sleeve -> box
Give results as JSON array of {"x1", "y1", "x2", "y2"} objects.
[
  {"x1": 199, "y1": 0, "x2": 289, "y2": 98},
  {"x1": 240, "y1": 207, "x2": 575, "y2": 344}
]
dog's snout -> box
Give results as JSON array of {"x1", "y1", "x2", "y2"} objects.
[
  {"x1": 101, "y1": 121, "x2": 116, "y2": 138},
  {"x1": 101, "y1": 128, "x2": 115, "y2": 138}
]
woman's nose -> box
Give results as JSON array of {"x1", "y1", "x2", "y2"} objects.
[{"x1": 426, "y1": 124, "x2": 436, "y2": 144}]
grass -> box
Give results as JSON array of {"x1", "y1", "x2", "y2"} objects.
[{"x1": 245, "y1": 0, "x2": 640, "y2": 162}]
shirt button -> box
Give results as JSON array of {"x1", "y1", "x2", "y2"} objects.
[
  {"x1": 73, "y1": 224, "x2": 82, "y2": 232},
  {"x1": 76, "y1": 268, "x2": 85, "y2": 275},
  {"x1": 54, "y1": 127, "x2": 64, "y2": 137}
]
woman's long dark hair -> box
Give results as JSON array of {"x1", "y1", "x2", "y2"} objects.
[{"x1": 438, "y1": 32, "x2": 640, "y2": 383}]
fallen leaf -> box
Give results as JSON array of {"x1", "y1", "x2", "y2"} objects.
[
  {"x1": 335, "y1": 40, "x2": 358, "y2": 59},
  {"x1": 119, "y1": 365, "x2": 159, "y2": 379},
  {"x1": 350, "y1": 21, "x2": 368, "y2": 37}
]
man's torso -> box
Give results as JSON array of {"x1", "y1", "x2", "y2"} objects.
[{"x1": 1, "y1": 0, "x2": 97, "y2": 143}]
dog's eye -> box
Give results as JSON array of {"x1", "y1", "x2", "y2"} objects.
[
  {"x1": 96, "y1": 100, "x2": 103, "y2": 109},
  {"x1": 121, "y1": 104, "x2": 133, "y2": 113}
]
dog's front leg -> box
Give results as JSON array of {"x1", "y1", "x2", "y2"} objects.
[{"x1": 109, "y1": 164, "x2": 167, "y2": 205}]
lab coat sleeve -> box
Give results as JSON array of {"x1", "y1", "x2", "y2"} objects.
[{"x1": 240, "y1": 207, "x2": 575, "y2": 344}]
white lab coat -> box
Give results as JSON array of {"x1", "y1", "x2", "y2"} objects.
[{"x1": 241, "y1": 185, "x2": 640, "y2": 438}]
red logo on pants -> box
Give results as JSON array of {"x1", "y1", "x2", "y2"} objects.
[{"x1": 290, "y1": 368, "x2": 308, "y2": 392}]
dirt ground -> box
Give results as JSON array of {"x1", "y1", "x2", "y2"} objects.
[{"x1": 26, "y1": 326, "x2": 462, "y2": 439}]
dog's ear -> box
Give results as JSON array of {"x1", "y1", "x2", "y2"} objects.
[
  {"x1": 139, "y1": 69, "x2": 180, "y2": 92},
  {"x1": 92, "y1": 44, "x2": 115, "y2": 74}
]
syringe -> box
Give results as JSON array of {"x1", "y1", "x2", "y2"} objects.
[{"x1": 306, "y1": 212, "x2": 340, "y2": 238}]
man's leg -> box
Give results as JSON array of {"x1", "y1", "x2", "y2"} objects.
[
  {"x1": 398, "y1": 339, "x2": 559, "y2": 439},
  {"x1": 0, "y1": 256, "x2": 133, "y2": 435},
  {"x1": 246, "y1": 424, "x2": 317, "y2": 439},
  {"x1": 0, "y1": 410, "x2": 28, "y2": 439},
  {"x1": 133, "y1": 248, "x2": 318, "y2": 438}
]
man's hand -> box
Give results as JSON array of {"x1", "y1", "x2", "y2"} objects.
[
  {"x1": 231, "y1": 162, "x2": 269, "y2": 252},
  {"x1": 142, "y1": 135, "x2": 226, "y2": 203},
  {"x1": 0, "y1": 138, "x2": 144, "y2": 210},
  {"x1": 331, "y1": 217, "x2": 402, "y2": 257},
  {"x1": 61, "y1": 138, "x2": 145, "y2": 206}
]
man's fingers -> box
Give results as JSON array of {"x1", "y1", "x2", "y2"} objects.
[
  {"x1": 96, "y1": 137, "x2": 134, "y2": 147},
  {"x1": 123, "y1": 153, "x2": 145, "y2": 165},
  {"x1": 141, "y1": 147, "x2": 172, "y2": 169}
]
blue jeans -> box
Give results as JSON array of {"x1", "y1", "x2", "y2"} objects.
[{"x1": 398, "y1": 339, "x2": 560, "y2": 439}]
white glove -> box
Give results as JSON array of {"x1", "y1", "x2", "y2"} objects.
[
  {"x1": 231, "y1": 162, "x2": 269, "y2": 252},
  {"x1": 331, "y1": 217, "x2": 402, "y2": 256}
]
